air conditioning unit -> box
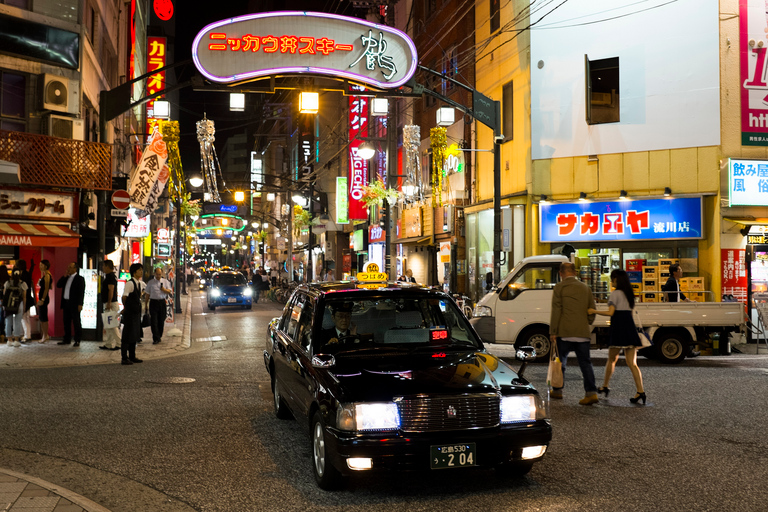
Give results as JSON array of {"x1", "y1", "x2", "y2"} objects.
[
  {"x1": 39, "y1": 74, "x2": 80, "y2": 115},
  {"x1": 46, "y1": 115, "x2": 85, "y2": 140},
  {"x1": 591, "y1": 92, "x2": 613, "y2": 106}
]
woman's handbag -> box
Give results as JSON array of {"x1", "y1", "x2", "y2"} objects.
[
  {"x1": 141, "y1": 312, "x2": 151, "y2": 328},
  {"x1": 634, "y1": 309, "x2": 653, "y2": 348},
  {"x1": 547, "y1": 341, "x2": 564, "y2": 388}
]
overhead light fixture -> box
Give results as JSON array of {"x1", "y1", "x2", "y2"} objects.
[
  {"x1": 153, "y1": 99, "x2": 170, "y2": 119},
  {"x1": 299, "y1": 91, "x2": 319, "y2": 114},
  {"x1": 266, "y1": 192, "x2": 275, "y2": 201},
  {"x1": 664, "y1": 187, "x2": 672, "y2": 197},
  {"x1": 357, "y1": 141, "x2": 375, "y2": 160},
  {"x1": 619, "y1": 190, "x2": 628, "y2": 200},
  {"x1": 263, "y1": 222, "x2": 269, "y2": 229},
  {"x1": 540, "y1": 194, "x2": 548, "y2": 203},
  {"x1": 251, "y1": 221, "x2": 259, "y2": 228},
  {"x1": 293, "y1": 194, "x2": 308, "y2": 207},
  {"x1": 579, "y1": 192, "x2": 588, "y2": 201},
  {"x1": 402, "y1": 178, "x2": 418, "y2": 198},
  {"x1": 222, "y1": 218, "x2": 229, "y2": 226},
  {"x1": 188, "y1": 174, "x2": 204, "y2": 188},
  {"x1": 234, "y1": 191, "x2": 245, "y2": 202},
  {"x1": 230, "y1": 92, "x2": 245, "y2": 111},
  {"x1": 436, "y1": 106, "x2": 455, "y2": 127},
  {"x1": 372, "y1": 98, "x2": 389, "y2": 116}
]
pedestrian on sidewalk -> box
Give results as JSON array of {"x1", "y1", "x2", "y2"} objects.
[
  {"x1": 16, "y1": 260, "x2": 33, "y2": 342},
  {"x1": 3, "y1": 270, "x2": 27, "y2": 347},
  {"x1": 588, "y1": 269, "x2": 647, "y2": 405},
  {"x1": 36, "y1": 260, "x2": 52, "y2": 343},
  {"x1": 146, "y1": 267, "x2": 172, "y2": 344},
  {"x1": 56, "y1": 262, "x2": 85, "y2": 347},
  {"x1": 0, "y1": 264, "x2": 8, "y2": 344},
  {"x1": 549, "y1": 261, "x2": 599, "y2": 405},
  {"x1": 99, "y1": 260, "x2": 121, "y2": 351},
  {"x1": 121, "y1": 263, "x2": 145, "y2": 365}
]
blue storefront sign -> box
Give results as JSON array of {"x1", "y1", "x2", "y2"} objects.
[
  {"x1": 539, "y1": 197, "x2": 703, "y2": 243},
  {"x1": 728, "y1": 158, "x2": 768, "y2": 206}
]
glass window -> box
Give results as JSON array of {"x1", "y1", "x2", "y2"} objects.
[
  {"x1": 2, "y1": 73, "x2": 25, "y2": 118},
  {"x1": 295, "y1": 301, "x2": 314, "y2": 351},
  {"x1": 442, "y1": 45, "x2": 457, "y2": 95},
  {"x1": 213, "y1": 273, "x2": 246, "y2": 286},
  {"x1": 502, "y1": 80, "x2": 513, "y2": 141},
  {"x1": 500, "y1": 265, "x2": 558, "y2": 301},
  {"x1": 586, "y1": 56, "x2": 620, "y2": 125},
  {"x1": 490, "y1": 0, "x2": 500, "y2": 33}
]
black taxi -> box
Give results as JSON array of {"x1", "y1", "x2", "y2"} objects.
[{"x1": 264, "y1": 281, "x2": 551, "y2": 489}]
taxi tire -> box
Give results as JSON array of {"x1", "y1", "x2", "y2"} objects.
[
  {"x1": 272, "y1": 376, "x2": 292, "y2": 420},
  {"x1": 311, "y1": 411, "x2": 342, "y2": 490},
  {"x1": 495, "y1": 461, "x2": 533, "y2": 478}
]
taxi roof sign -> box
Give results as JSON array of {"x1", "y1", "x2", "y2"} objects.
[{"x1": 357, "y1": 261, "x2": 387, "y2": 282}]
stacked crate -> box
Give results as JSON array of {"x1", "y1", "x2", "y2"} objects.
[
  {"x1": 680, "y1": 277, "x2": 705, "y2": 302},
  {"x1": 657, "y1": 258, "x2": 680, "y2": 285},
  {"x1": 627, "y1": 271, "x2": 642, "y2": 301},
  {"x1": 642, "y1": 266, "x2": 659, "y2": 302}
]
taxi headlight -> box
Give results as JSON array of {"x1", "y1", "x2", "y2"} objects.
[
  {"x1": 500, "y1": 395, "x2": 547, "y2": 423},
  {"x1": 473, "y1": 305, "x2": 493, "y2": 317},
  {"x1": 211, "y1": 289, "x2": 221, "y2": 298},
  {"x1": 200, "y1": 278, "x2": 206, "y2": 284},
  {"x1": 337, "y1": 402, "x2": 400, "y2": 431},
  {"x1": 243, "y1": 288, "x2": 253, "y2": 297}
]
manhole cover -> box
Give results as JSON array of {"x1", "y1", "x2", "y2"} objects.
[{"x1": 146, "y1": 377, "x2": 196, "y2": 384}]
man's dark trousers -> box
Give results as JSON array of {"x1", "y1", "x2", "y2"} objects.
[
  {"x1": 149, "y1": 298, "x2": 167, "y2": 343},
  {"x1": 61, "y1": 298, "x2": 82, "y2": 343}
]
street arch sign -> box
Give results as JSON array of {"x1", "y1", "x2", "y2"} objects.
[{"x1": 192, "y1": 11, "x2": 418, "y2": 89}]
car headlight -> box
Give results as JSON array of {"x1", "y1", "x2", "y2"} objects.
[
  {"x1": 500, "y1": 395, "x2": 547, "y2": 423},
  {"x1": 473, "y1": 305, "x2": 493, "y2": 317},
  {"x1": 211, "y1": 289, "x2": 221, "y2": 297},
  {"x1": 200, "y1": 278, "x2": 206, "y2": 284},
  {"x1": 243, "y1": 288, "x2": 253, "y2": 296},
  {"x1": 336, "y1": 402, "x2": 400, "y2": 431}
]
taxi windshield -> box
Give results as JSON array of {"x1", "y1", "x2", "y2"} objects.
[
  {"x1": 214, "y1": 273, "x2": 246, "y2": 286},
  {"x1": 318, "y1": 297, "x2": 481, "y2": 353}
]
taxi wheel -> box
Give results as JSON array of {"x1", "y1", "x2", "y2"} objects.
[
  {"x1": 311, "y1": 411, "x2": 342, "y2": 490},
  {"x1": 495, "y1": 461, "x2": 533, "y2": 478},
  {"x1": 272, "y1": 376, "x2": 292, "y2": 420}
]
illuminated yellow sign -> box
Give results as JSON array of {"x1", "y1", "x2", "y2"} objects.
[{"x1": 357, "y1": 272, "x2": 388, "y2": 282}]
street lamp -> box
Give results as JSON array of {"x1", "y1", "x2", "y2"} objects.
[
  {"x1": 358, "y1": 141, "x2": 375, "y2": 160},
  {"x1": 154, "y1": 99, "x2": 171, "y2": 119},
  {"x1": 189, "y1": 174, "x2": 204, "y2": 188},
  {"x1": 299, "y1": 92, "x2": 319, "y2": 114},
  {"x1": 402, "y1": 178, "x2": 418, "y2": 198},
  {"x1": 436, "y1": 106, "x2": 455, "y2": 127},
  {"x1": 292, "y1": 194, "x2": 308, "y2": 207},
  {"x1": 234, "y1": 190, "x2": 245, "y2": 202},
  {"x1": 230, "y1": 92, "x2": 245, "y2": 111}
]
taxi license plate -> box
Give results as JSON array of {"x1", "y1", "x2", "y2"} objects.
[
  {"x1": 430, "y1": 443, "x2": 476, "y2": 469},
  {"x1": 227, "y1": 298, "x2": 237, "y2": 303}
]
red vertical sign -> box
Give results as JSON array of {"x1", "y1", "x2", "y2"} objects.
[
  {"x1": 349, "y1": 86, "x2": 368, "y2": 219},
  {"x1": 146, "y1": 36, "x2": 167, "y2": 141},
  {"x1": 722, "y1": 249, "x2": 747, "y2": 303},
  {"x1": 131, "y1": 241, "x2": 141, "y2": 264},
  {"x1": 740, "y1": 0, "x2": 768, "y2": 145}
]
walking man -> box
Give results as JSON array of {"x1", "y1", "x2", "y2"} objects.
[
  {"x1": 549, "y1": 261, "x2": 599, "y2": 405},
  {"x1": 57, "y1": 262, "x2": 85, "y2": 347},
  {"x1": 662, "y1": 263, "x2": 692, "y2": 303},
  {"x1": 99, "y1": 260, "x2": 120, "y2": 351},
  {"x1": 146, "y1": 267, "x2": 172, "y2": 344}
]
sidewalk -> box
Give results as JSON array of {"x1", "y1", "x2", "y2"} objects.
[
  {"x1": 0, "y1": 468, "x2": 110, "y2": 512},
  {"x1": 0, "y1": 293, "x2": 198, "y2": 369}
]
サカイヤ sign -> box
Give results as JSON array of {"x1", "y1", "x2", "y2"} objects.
[{"x1": 192, "y1": 11, "x2": 417, "y2": 89}]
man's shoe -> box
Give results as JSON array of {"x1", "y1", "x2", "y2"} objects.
[
  {"x1": 550, "y1": 388, "x2": 563, "y2": 399},
  {"x1": 121, "y1": 359, "x2": 133, "y2": 365},
  {"x1": 152, "y1": 340, "x2": 161, "y2": 344},
  {"x1": 57, "y1": 340, "x2": 70, "y2": 345},
  {"x1": 129, "y1": 358, "x2": 143, "y2": 363},
  {"x1": 99, "y1": 346, "x2": 111, "y2": 350},
  {"x1": 73, "y1": 341, "x2": 80, "y2": 347},
  {"x1": 579, "y1": 394, "x2": 599, "y2": 405}
]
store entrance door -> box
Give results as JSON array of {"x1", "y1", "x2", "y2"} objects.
[{"x1": 746, "y1": 244, "x2": 768, "y2": 343}]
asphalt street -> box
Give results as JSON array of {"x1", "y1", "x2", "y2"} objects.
[{"x1": 1, "y1": 289, "x2": 767, "y2": 511}]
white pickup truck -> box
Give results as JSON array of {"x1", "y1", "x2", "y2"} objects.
[{"x1": 469, "y1": 255, "x2": 746, "y2": 364}]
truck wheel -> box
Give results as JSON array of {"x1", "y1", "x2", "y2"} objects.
[
  {"x1": 655, "y1": 331, "x2": 689, "y2": 364},
  {"x1": 518, "y1": 327, "x2": 551, "y2": 362}
]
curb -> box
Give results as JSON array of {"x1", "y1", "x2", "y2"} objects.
[{"x1": 0, "y1": 467, "x2": 111, "y2": 512}]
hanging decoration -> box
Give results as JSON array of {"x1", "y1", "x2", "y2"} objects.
[
  {"x1": 160, "y1": 120, "x2": 184, "y2": 202},
  {"x1": 403, "y1": 124, "x2": 421, "y2": 199},
  {"x1": 254, "y1": 230, "x2": 268, "y2": 243},
  {"x1": 430, "y1": 127, "x2": 447, "y2": 207},
  {"x1": 294, "y1": 204, "x2": 311, "y2": 235},
  {"x1": 360, "y1": 178, "x2": 399, "y2": 210},
  {"x1": 129, "y1": 125, "x2": 168, "y2": 213},
  {"x1": 197, "y1": 114, "x2": 223, "y2": 203}
]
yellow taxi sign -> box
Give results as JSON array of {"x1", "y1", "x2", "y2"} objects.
[
  {"x1": 357, "y1": 272, "x2": 388, "y2": 282},
  {"x1": 362, "y1": 261, "x2": 381, "y2": 273}
]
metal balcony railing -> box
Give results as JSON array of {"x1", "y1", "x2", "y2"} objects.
[{"x1": 0, "y1": 129, "x2": 112, "y2": 190}]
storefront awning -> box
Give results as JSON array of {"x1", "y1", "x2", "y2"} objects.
[
  {"x1": 723, "y1": 217, "x2": 768, "y2": 226},
  {"x1": 0, "y1": 222, "x2": 79, "y2": 247},
  {"x1": 396, "y1": 236, "x2": 432, "y2": 245}
]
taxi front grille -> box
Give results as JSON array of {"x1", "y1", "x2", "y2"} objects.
[{"x1": 397, "y1": 393, "x2": 500, "y2": 432}]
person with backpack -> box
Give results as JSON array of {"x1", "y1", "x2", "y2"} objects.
[{"x1": 3, "y1": 270, "x2": 28, "y2": 347}]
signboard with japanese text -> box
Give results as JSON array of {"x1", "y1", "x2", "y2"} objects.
[
  {"x1": 192, "y1": 11, "x2": 418, "y2": 89},
  {"x1": 336, "y1": 177, "x2": 349, "y2": 223},
  {"x1": 403, "y1": 207, "x2": 423, "y2": 238},
  {"x1": 539, "y1": 197, "x2": 703, "y2": 243},
  {"x1": 721, "y1": 249, "x2": 747, "y2": 303},
  {"x1": 740, "y1": 0, "x2": 768, "y2": 146},
  {"x1": 81, "y1": 268, "x2": 99, "y2": 330},
  {"x1": 728, "y1": 158, "x2": 768, "y2": 205},
  {"x1": 0, "y1": 188, "x2": 77, "y2": 222},
  {"x1": 369, "y1": 224, "x2": 385, "y2": 243},
  {"x1": 349, "y1": 86, "x2": 369, "y2": 220},
  {"x1": 146, "y1": 36, "x2": 166, "y2": 142},
  {"x1": 122, "y1": 208, "x2": 151, "y2": 238},
  {"x1": 129, "y1": 127, "x2": 168, "y2": 210}
]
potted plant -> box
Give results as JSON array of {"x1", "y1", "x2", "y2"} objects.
[{"x1": 360, "y1": 179, "x2": 399, "y2": 210}]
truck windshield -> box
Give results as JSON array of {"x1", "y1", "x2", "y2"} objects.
[{"x1": 500, "y1": 265, "x2": 558, "y2": 300}]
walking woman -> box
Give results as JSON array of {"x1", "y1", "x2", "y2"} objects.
[
  {"x1": 3, "y1": 270, "x2": 28, "y2": 347},
  {"x1": 588, "y1": 269, "x2": 647, "y2": 405},
  {"x1": 37, "y1": 260, "x2": 53, "y2": 343}
]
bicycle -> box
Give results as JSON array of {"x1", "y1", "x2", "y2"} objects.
[{"x1": 452, "y1": 294, "x2": 475, "y2": 319}]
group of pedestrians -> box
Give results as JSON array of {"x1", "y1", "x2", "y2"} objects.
[
  {"x1": 549, "y1": 262, "x2": 646, "y2": 406},
  {"x1": 1, "y1": 260, "x2": 53, "y2": 346}
]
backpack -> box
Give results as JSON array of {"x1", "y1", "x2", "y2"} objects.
[{"x1": 3, "y1": 283, "x2": 22, "y2": 315}]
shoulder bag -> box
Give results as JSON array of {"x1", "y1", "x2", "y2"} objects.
[{"x1": 633, "y1": 309, "x2": 653, "y2": 348}]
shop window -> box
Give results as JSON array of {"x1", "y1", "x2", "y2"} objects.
[
  {"x1": 490, "y1": 0, "x2": 500, "y2": 34},
  {"x1": 585, "y1": 56, "x2": 619, "y2": 125},
  {"x1": 442, "y1": 46, "x2": 457, "y2": 95},
  {"x1": 500, "y1": 265, "x2": 558, "y2": 301}
]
